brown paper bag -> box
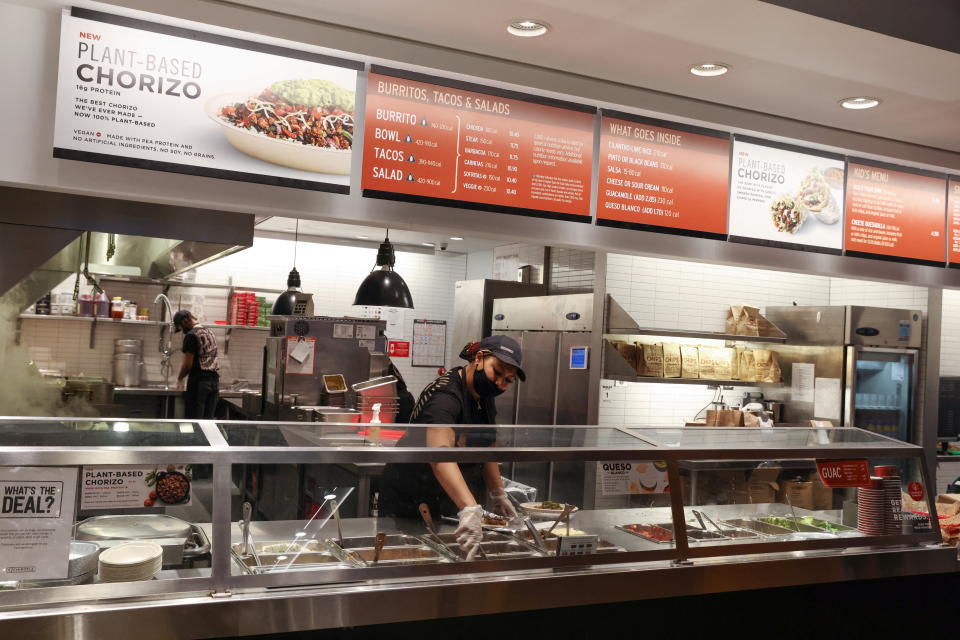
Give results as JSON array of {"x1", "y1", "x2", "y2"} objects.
[
  {"x1": 611, "y1": 340, "x2": 639, "y2": 374},
  {"x1": 754, "y1": 349, "x2": 782, "y2": 383},
  {"x1": 739, "y1": 349, "x2": 757, "y2": 382},
  {"x1": 661, "y1": 343, "x2": 681, "y2": 378},
  {"x1": 706, "y1": 409, "x2": 744, "y2": 426},
  {"x1": 698, "y1": 347, "x2": 718, "y2": 379},
  {"x1": 680, "y1": 346, "x2": 700, "y2": 379},
  {"x1": 726, "y1": 305, "x2": 786, "y2": 338},
  {"x1": 640, "y1": 343, "x2": 664, "y2": 377},
  {"x1": 714, "y1": 348, "x2": 736, "y2": 380}
]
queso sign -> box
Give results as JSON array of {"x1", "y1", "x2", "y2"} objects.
[{"x1": 598, "y1": 461, "x2": 669, "y2": 496}]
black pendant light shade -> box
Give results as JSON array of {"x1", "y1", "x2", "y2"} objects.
[
  {"x1": 353, "y1": 234, "x2": 414, "y2": 308},
  {"x1": 273, "y1": 267, "x2": 302, "y2": 315}
]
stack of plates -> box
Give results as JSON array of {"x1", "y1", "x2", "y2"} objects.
[
  {"x1": 873, "y1": 465, "x2": 902, "y2": 535},
  {"x1": 857, "y1": 477, "x2": 887, "y2": 536},
  {"x1": 98, "y1": 541, "x2": 163, "y2": 582}
]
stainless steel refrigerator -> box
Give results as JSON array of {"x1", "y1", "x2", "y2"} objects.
[{"x1": 764, "y1": 306, "x2": 922, "y2": 443}]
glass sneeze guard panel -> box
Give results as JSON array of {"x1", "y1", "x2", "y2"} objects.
[
  {"x1": 623, "y1": 426, "x2": 912, "y2": 450},
  {"x1": 0, "y1": 419, "x2": 210, "y2": 447}
]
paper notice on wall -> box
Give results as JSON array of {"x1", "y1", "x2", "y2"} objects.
[
  {"x1": 81, "y1": 465, "x2": 193, "y2": 509},
  {"x1": 412, "y1": 319, "x2": 447, "y2": 367},
  {"x1": 791, "y1": 362, "x2": 815, "y2": 403},
  {"x1": 814, "y1": 377, "x2": 842, "y2": 420},
  {"x1": 383, "y1": 308, "x2": 406, "y2": 339},
  {"x1": 0, "y1": 467, "x2": 78, "y2": 580},
  {"x1": 598, "y1": 461, "x2": 669, "y2": 496},
  {"x1": 286, "y1": 337, "x2": 315, "y2": 374}
]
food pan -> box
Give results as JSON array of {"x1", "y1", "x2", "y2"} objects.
[
  {"x1": 783, "y1": 516, "x2": 854, "y2": 533},
  {"x1": 757, "y1": 516, "x2": 823, "y2": 533},
  {"x1": 425, "y1": 531, "x2": 541, "y2": 560},
  {"x1": 344, "y1": 546, "x2": 445, "y2": 566},
  {"x1": 615, "y1": 523, "x2": 674, "y2": 544},
  {"x1": 517, "y1": 530, "x2": 623, "y2": 554},
  {"x1": 721, "y1": 518, "x2": 794, "y2": 536}
]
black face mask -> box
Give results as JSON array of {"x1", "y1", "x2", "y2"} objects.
[{"x1": 472, "y1": 363, "x2": 504, "y2": 398}]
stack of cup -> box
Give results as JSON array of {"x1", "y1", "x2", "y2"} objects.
[
  {"x1": 873, "y1": 465, "x2": 902, "y2": 535},
  {"x1": 857, "y1": 477, "x2": 887, "y2": 535}
]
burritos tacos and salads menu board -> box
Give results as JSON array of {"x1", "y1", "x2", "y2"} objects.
[
  {"x1": 844, "y1": 161, "x2": 947, "y2": 266},
  {"x1": 728, "y1": 138, "x2": 846, "y2": 254},
  {"x1": 596, "y1": 112, "x2": 730, "y2": 238},
  {"x1": 947, "y1": 178, "x2": 960, "y2": 265},
  {"x1": 361, "y1": 68, "x2": 594, "y2": 221},
  {"x1": 53, "y1": 8, "x2": 361, "y2": 192}
]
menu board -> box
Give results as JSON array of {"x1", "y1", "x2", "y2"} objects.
[
  {"x1": 949, "y1": 178, "x2": 960, "y2": 265},
  {"x1": 844, "y1": 160, "x2": 947, "y2": 265},
  {"x1": 729, "y1": 138, "x2": 845, "y2": 253},
  {"x1": 54, "y1": 8, "x2": 361, "y2": 192},
  {"x1": 362, "y1": 68, "x2": 595, "y2": 221},
  {"x1": 595, "y1": 112, "x2": 730, "y2": 238}
]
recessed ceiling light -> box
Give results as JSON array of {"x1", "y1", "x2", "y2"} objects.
[
  {"x1": 449, "y1": 236, "x2": 463, "y2": 241},
  {"x1": 422, "y1": 242, "x2": 435, "y2": 247},
  {"x1": 690, "y1": 63, "x2": 729, "y2": 77},
  {"x1": 355, "y1": 234, "x2": 369, "y2": 239},
  {"x1": 507, "y1": 19, "x2": 550, "y2": 37},
  {"x1": 840, "y1": 97, "x2": 880, "y2": 110}
]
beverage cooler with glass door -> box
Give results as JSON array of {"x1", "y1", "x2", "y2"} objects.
[{"x1": 764, "y1": 306, "x2": 922, "y2": 443}]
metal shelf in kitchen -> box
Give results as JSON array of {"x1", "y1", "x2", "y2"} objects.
[
  {"x1": 18, "y1": 314, "x2": 160, "y2": 325},
  {"x1": 604, "y1": 328, "x2": 787, "y2": 344},
  {"x1": 98, "y1": 275, "x2": 284, "y2": 294},
  {"x1": 604, "y1": 374, "x2": 783, "y2": 388}
]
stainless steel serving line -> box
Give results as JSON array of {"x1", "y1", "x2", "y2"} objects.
[{"x1": 0, "y1": 418, "x2": 954, "y2": 639}]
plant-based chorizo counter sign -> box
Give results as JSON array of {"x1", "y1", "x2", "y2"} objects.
[
  {"x1": 844, "y1": 161, "x2": 947, "y2": 266},
  {"x1": 728, "y1": 137, "x2": 846, "y2": 254},
  {"x1": 53, "y1": 8, "x2": 361, "y2": 192},
  {"x1": 361, "y1": 68, "x2": 595, "y2": 221},
  {"x1": 596, "y1": 111, "x2": 730, "y2": 238}
]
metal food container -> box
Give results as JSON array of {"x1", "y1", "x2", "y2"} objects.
[
  {"x1": 76, "y1": 515, "x2": 192, "y2": 566},
  {"x1": 337, "y1": 535, "x2": 447, "y2": 566},
  {"x1": 721, "y1": 518, "x2": 794, "y2": 536},
  {"x1": 230, "y1": 539, "x2": 358, "y2": 574},
  {"x1": 756, "y1": 516, "x2": 824, "y2": 533},
  {"x1": 425, "y1": 531, "x2": 543, "y2": 560},
  {"x1": 517, "y1": 530, "x2": 623, "y2": 554}
]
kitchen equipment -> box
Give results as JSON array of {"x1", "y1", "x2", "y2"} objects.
[
  {"x1": 114, "y1": 339, "x2": 143, "y2": 354},
  {"x1": 112, "y1": 353, "x2": 143, "y2": 387},
  {"x1": 352, "y1": 376, "x2": 399, "y2": 423},
  {"x1": 76, "y1": 514, "x2": 192, "y2": 541},
  {"x1": 241, "y1": 502, "x2": 253, "y2": 556},
  {"x1": 18, "y1": 541, "x2": 102, "y2": 588},
  {"x1": 764, "y1": 306, "x2": 922, "y2": 442},
  {"x1": 330, "y1": 499, "x2": 343, "y2": 546},
  {"x1": 372, "y1": 532, "x2": 387, "y2": 564},
  {"x1": 62, "y1": 377, "x2": 115, "y2": 406}
]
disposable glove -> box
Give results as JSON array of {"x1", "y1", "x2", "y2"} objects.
[
  {"x1": 489, "y1": 489, "x2": 518, "y2": 518},
  {"x1": 454, "y1": 505, "x2": 483, "y2": 560}
]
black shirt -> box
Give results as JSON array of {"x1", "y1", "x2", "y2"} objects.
[
  {"x1": 182, "y1": 326, "x2": 220, "y2": 379},
  {"x1": 379, "y1": 367, "x2": 498, "y2": 518}
]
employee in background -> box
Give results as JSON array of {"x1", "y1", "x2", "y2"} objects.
[
  {"x1": 380, "y1": 335, "x2": 525, "y2": 559},
  {"x1": 173, "y1": 310, "x2": 221, "y2": 419}
]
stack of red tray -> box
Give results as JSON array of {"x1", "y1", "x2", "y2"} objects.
[
  {"x1": 857, "y1": 476, "x2": 887, "y2": 535},
  {"x1": 228, "y1": 291, "x2": 257, "y2": 325}
]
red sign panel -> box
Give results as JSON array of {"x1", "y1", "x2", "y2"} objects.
[
  {"x1": 816, "y1": 459, "x2": 871, "y2": 488},
  {"x1": 844, "y1": 161, "x2": 947, "y2": 264},
  {"x1": 597, "y1": 113, "x2": 730, "y2": 237},
  {"x1": 907, "y1": 481, "x2": 925, "y2": 502},
  {"x1": 362, "y1": 70, "x2": 594, "y2": 221},
  {"x1": 948, "y1": 178, "x2": 960, "y2": 263},
  {"x1": 387, "y1": 340, "x2": 410, "y2": 358}
]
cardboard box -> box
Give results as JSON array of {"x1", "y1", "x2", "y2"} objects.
[
  {"x1": 747, "y1": 466, "x2": 781, "y2": 503},
  {"x1": 813, "y1": 476, "x2": 833, "y2": 510},
  {"x1": 778, "y1": 478, "x2": 815, "y2": 510}
]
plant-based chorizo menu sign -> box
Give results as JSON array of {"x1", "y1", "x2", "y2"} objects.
[
  {"x1": 0, "y1": 467, "x2": 77, "y2": 581},
  {"x1": 362, "y1": 68, "x2": 594, "y2": 221},
  {"x1": 53, "y1": 8, "x2": 361, "y2": 192},
  {"x1": 844, "y1": 161, "x2": 947, "y2": 265},
  {"x1": 729, "y1": 138, "x2": 846, "y2": 253},
  {"x1": 596, "y1": 112, "x2": 730, "y2": 238},
  {"x1": 948, "y1": 178, "x2": 960, "y2": 264}
]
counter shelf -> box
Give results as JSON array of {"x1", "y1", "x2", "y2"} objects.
[{"x1": 0, "y1": 418, "x2": 949, "y2": 631}]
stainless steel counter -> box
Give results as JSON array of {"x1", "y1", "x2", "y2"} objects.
[{"x1": 115, "y1": 386, "x2": 248, "y2": 398}]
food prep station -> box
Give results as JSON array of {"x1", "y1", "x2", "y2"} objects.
[{"x1": 0, "y1": 418, "x2": 954, "y2": 639}]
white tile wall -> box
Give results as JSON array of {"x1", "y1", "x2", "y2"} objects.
[
  {"x1": 942, "y1": 289, "x2": 960, "y2": 376},
  {"x1": 19, "y1": 236, "x2": 468, "y2": 396},
  {"x1": 601, "y1": 253, "x2": 932, "y2": 429}
]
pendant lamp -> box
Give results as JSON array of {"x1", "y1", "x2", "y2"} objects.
[
  {"x1": 353, "y1": 231, "x2": 414, "y2": 308},
  {"x1": 273, "y1": 219, "x2": 303, "y2": 315}
]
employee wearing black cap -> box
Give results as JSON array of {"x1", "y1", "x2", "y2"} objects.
[
  {"x1": 173, "y1": 310, "x2": 221, "y2": 419},
  {"x1": 380, "y1": 335, "x2": 526, "y2": 560}
]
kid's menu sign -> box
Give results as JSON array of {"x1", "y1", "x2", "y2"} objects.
[
  {"x1": 596, "y1": 112, "x2": 730, "y2": 238},
  {"x1": 362, "y1": 68, "x2": 594, "y2": 221},
  {"x1": 844, "y1": 161, "x2": 947, "y2": 265},
  {"x1": 948, "y1": 178, "x2": 960, "y2": 265}
]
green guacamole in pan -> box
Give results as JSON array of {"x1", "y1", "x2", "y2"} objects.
[{"x1": 268, "y1": 79, "x2": 355, "y2": 111}]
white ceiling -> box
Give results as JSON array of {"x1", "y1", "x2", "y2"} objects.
[
  {"x1": 254, "y1": 216, "x2": 503, "y2": 253},
  {"x1": 225, "y1": 0, "x2": 960, "y2": 156}
]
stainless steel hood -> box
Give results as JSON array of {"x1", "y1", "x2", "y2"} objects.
[{"x1": 0, "y1": 186, "x2": 255, "y2": 312}]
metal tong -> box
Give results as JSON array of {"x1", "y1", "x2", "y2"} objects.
[
  {"x1": 240, "y1": 502, "x2": 261, "y2": 567},
  {"x1": 694, "y1": 510, "x2": 725, "y2": 536},
  {"x1": 371, "y1": 532, "x2": 387, "y2": 565},
  {"x1": 542, "y1": 504, "x2": 575, "y2": 539},
  {"x1": 329, "y1": 498, "x2": 344, "y2": 546},
  {"x1": 420, "y1": 503, "x2": 487, "y2": 560}
]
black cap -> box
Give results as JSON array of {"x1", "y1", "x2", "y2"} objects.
[
  {"x1": 477, "y1": 335, "x2": 526, "y2": 381},
  {"x1": 172, "y1": 310, "x2": 193, "y2": 333}
]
